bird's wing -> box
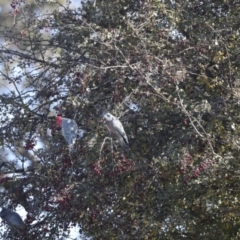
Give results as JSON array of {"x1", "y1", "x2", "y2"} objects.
[
  {"x1": 5, "y1": 212, "x2": 24, "y2": 228},
  {"x1": 10, "y1": 213, "x2": 24, "y2": 223},
  {"x1": 61, "y1": 118, "x2": 78, "y2": 145},
  {"x1": 62, "y1": 118, "x2": 78, "y2": 132},
  {"x1": 112, "y1": 118, "x2": 129, "y2": 145}
]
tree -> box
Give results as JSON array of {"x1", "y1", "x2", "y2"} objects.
[{"x1": 1, "y1": 0, "x2": 240, "y2": 239}]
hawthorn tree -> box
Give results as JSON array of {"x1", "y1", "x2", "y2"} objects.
[{"x1": 1, "y1": 0, "x2": 240, "y2": 239}]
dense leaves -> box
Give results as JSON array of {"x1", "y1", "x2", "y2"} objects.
[{"x1": 0, "y1": 0, "x2": 240, "y2": 239}]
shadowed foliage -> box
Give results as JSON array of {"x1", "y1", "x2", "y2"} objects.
[{"x1": 1, "y1": 0, "x2": 240, "y2": 239}]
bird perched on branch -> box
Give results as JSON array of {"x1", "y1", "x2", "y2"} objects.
[
  {"x1": 0, "y1": 207, "x2": 24, "y2": 229},
  {"x1": 102, "y1": 112, "x2": 129, "y2": 150},
  {"x1": 55, "y1": 116, "x2": 79, "y2": 151}
]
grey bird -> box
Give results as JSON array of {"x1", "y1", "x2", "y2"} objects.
[
  {"x1": 0, "y1": 207, "x2": 24, "y2": 229},
  {"x1": 102, "y1": 112, "x2": 129, "y2": 149},
  {"x1": 56, "y1": 116, "x2": 79, "y2": 151}
]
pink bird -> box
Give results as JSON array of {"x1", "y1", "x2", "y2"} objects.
[{"x1": 55, "y1": 116, "x2": 79, "y2": 151}]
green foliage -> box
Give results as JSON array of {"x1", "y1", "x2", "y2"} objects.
[{"x1": 1, "y1": 0, "x2": 240, "y2": 239}]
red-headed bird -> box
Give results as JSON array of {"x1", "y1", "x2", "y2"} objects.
[{"x1": 55, "y1": 116, "x2": 79, "y2": 151}]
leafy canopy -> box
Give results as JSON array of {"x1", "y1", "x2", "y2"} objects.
[{"x1": 0, "y1": 0, "x2": 240, "y2": 239}]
